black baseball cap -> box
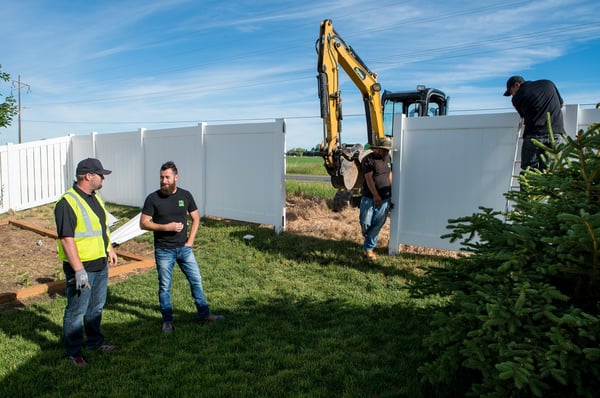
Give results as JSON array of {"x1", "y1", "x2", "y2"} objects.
[
  {"x1": 76, "y1": 158, "x2": 112, "y2": 175},
  {"x1": 503, "y1": 75, "x2": 525, "y2": 96}
]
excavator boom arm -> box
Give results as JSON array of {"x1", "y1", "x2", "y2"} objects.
[{"x1": 317, "y1": 19, "x2": 385, "y2": 175}]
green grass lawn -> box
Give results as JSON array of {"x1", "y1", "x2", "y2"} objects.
[
  {"x1": 285, "y1": 157, "x2": 336, "y2": 199},
  {"x1": 0, "y1": 204, "x2": 450, "y2": 397},
  {"x1": 285, "y1": 180, "x2": 337, "y2": 199},
  {"x1": 286, "y1": 156, "x2": 326, "y2": 175}
]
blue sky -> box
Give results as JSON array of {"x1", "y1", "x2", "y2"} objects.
[{"x1": 1, "y1": 0, "x2": 599, "y2": 150}]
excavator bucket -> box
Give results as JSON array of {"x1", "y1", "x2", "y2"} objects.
[
  {"x1": 331, "y1": 157, "x2": 360, "y2": 190},
  {"x1": 329, "y1": 144, "x2": 365, "y2": 190}
]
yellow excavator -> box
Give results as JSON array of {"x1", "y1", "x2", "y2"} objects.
[{"x1": 316, "y1": 19, "x2": 448, "y2": 210}]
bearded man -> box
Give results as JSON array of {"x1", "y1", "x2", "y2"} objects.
[{"x1": 140, "y1": 161, "x2": 223, "y2": 333}]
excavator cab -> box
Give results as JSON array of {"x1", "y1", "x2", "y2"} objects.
[{"x1": 382, "y1": 87, "x2": 448, "y2": 135}]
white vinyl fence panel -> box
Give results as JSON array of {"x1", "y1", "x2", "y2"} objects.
[
  {"x1": 69, "y1": 131, "x2": 146, "y2": 207},
  {"x1": 389, "y1": 112, "x2": 521, "y2": 253},
  {"x1": 95, "y1": 130, "x2": 145, "y2": 207},
  {"x1": 70, "y1": 134, "x2": 94, "y2": 179},
  {"x1": 141, "y1": 125, "x2": 205, "y2": 210},
  {"x1": 0, "y1": 136, "x2": 70, "y2": 213},
  {"x1": 578, "y1": 107, "x2": 600, "y2": 132},
  {"x1": 203, "y1": 119, "x2": 286, "y2": 233}
]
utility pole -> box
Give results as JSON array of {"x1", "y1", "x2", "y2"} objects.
[{"x1": 13, "y1": 75, "x2": 30, "y2": 144}]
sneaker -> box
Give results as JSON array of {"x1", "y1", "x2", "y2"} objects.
[
  {"x1": 66, "y1": 355, "x2": 88, "y2": 367},
  {"x1": 199, "y1": 314, "x2": 225, "y2": 324},
  {"x1": 162, "y1": 322, "x2": 174, "y2": 333},
  {"x1": 363, "y1": 250, "x2": 377, "y2": 260},
  {"x1": 92, "y1": 343, "x2": 119, "y2": 352}
]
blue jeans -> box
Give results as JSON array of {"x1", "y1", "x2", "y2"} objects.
[
  {"x1": 155, "y1": 246, "x2": 210, "y2": 322},
  {"x1": 359, "y1": 196, "x2": 391, "y2": 251},
  {"x1": 63, "y1": 266, "x2": 108, "y2": 357}
]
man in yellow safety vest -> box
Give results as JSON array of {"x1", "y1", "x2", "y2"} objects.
[{"x1": 54, "y1": 157, "x2": 118, "y2": 367}]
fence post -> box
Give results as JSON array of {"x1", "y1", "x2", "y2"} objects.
[
  {"x1": 6, "y1": 143, "x2": 19, "y2": 211},
  {"x1": 564, "y1": 104, "x2": 579, "y2": 137},
  {"x1": 139, "y1": 128, "x2": 146, "y2": 202}
]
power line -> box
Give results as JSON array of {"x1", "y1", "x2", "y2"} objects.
[{"x1": 20, "y1": 101, "x2": 600, "y2": 127}]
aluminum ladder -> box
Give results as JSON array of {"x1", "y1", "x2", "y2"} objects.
[{"x1": 505, "y1": 120, "x2": 524, "y2": 215}]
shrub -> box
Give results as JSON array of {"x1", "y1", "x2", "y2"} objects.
[{"x1": 411, "y1": 123, "x2": 600, "y2": 397}]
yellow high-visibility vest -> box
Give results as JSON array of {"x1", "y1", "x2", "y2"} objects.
[{"x1": 56, "y1": 187, "x2": 111, "y2": 262}]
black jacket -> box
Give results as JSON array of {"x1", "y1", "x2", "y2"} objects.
[{"x1": 512, "y1": 79, "x2": 566, "y2": 137}]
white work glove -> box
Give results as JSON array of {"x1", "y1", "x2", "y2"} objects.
[{"x1": 75, "y1": 269, "x2": 90, "y2": 290}]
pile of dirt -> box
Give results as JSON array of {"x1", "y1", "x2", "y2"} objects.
[{"x1": 285, "y1": 196, "x2": 371, "y2": 244}]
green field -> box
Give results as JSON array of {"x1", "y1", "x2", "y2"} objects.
[
  {"x1": 285, "y1": 156, "x2": 335, "y2": 198},
  {"x1": 285, "y1": 179, "x2": 336, "y2": 198},
  {"x1": 286, "y1": 156, "x2": 326, "y2": 175}
]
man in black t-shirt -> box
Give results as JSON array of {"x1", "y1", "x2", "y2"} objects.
[
  {"x1": 359, "y1": 137, "x2": 393, "y2": 261},
  {"x1": 504, "y1": 75, "x2": 566, "y2": 171},
  {"x1": 140, "y1": 161, "x2": 223, "y2": 333}
]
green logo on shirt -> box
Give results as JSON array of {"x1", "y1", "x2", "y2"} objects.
[{"x1": 179, "y1": 200, "x2": 184, "y2": 207}]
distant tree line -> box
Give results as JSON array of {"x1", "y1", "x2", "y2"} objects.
[{"x1": 286, "y1": 144, "x2": 322, "y2": 157}]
